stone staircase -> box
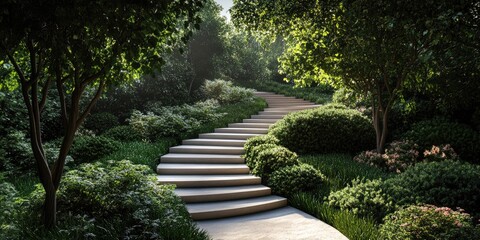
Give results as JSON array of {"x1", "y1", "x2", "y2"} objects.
[{"x1": 157, "y1": 92, "x2": 320, "y2": 220}]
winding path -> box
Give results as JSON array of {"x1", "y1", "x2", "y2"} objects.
[{"x1": 157, "y1": 92, "x2": 348, "y2": 239}]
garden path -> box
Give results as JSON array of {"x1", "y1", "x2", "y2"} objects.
[{"x1": 157, "y1": 92, "x2": 347, "y2": 239}]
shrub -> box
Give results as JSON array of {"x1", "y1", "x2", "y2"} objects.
[
  {"x1": 385, "y1": 160, "x2": 480, "y2": 218},
  {"x1": 243, "y1": 135, "x2": 280, "y2": 165},
  {"x1": 402, "y1": 118, "x2": 480, "y2": 163},
  {"x1": 245, "y1": 143, "x2": 281, "y2": 170},
  {"x1": 327, "y1": 178, "x2": 395, "y2": 222},
  {"x1": 102, "y1": 125, "x2": 143, "y2": 142},
  {"x1": 250, "y1": 145, "x2": 299, "y2": 181},
  {"x1": 0, "y1": 131, "x2": 35, "y2": 174},
  {"x1": 24, "y1": 160, "x2": 208, "y2": 239},
  {"x1": 70, "y1": 136, "x2": 120, "y2": 164},
  {"x1": 423, "y1": 144, "x2": 459, "y2": 162},
  {"x1": 268, "y1": 163, "x2": 325, "y2": 197},
  {"x1": 0, "y1": 178, "x2": 20, "y2": 239},
  {"x1": 269, "y1": 104, "x2": 375, "y2": 154},
  {"x1": 84, "y1": 112, "x2": 119, "y2": 134},
  {"x1": 203, "y1": 79, "x2": 254, "y2": 104},
  {"x1": 354, "y1": 140, "x2": 420, "y2": 173},
  {"x1": 380, "y1": 205, "x2": 479, "y2": 240}
]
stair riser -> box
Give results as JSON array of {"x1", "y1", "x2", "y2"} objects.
[
  {"x1": 251, "y1": 115, "x2": 284, "y2": 119},
  {"x1": 159, "y1": 178, "x2": 261, "y2": 188},
  {"x1": 215, "y1": 128, "x2": 269, "y2": 134},
  {"x1": 263, "y1": 106, "x2": 318, "y2": 111},
  {"x1": 182, "y1": 140, "x2": 246, "y2": 147},
  {"x1": 228, "y1": 123, "x2": 272, "y2": 128},
  {"x1": 243, "y1": 119, "x2": 278, "y2": 123},
  {"x1": 157, "y1": 167, "x2": 249, "y2": 175},
  {"x1": 189, "y1": 199, "x2": 287, "y2": 220},
  {"x1": 161, "y1": 157, "x2": 245, "y2": 164},
  {"x1": 258, "y1": 111, "x2": 290, "y2": 115},
  {"x1": 199, "y1": 134, "x2": 261, "y2": 140},
  {"x1": 179, "y1": 189, "x2": 271, "y2": 203},
  {"x1": 169, "y1": 148, "x2": 244, "y2": 155}
]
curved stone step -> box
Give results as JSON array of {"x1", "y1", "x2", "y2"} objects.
[
  {"x1": 160, "y1": 153, "x2": 244, "y2": 164},
  {"x1": 157, "y1": 174, "x2": 261, "y2": 187},
  {"x1": 175, "y1": 185, "x2": 271, "y2": 203},
  {"x1": 243, "y1": 119, "x2": 278, "y2": 123},
  {"x1": 183, "y1": 139, "x2": 246, "y2": 147},
  {"x1": 169, "y1": 145, "x2": 244, "y2": 155},
  {"x1": 258, "y1": 111, "x2": 290, "y2": 115},
  {"x1": 199, "y1": 133, "x2": 261, "y2": 140},
  {"x1": 251, "y1": 115, "x2": 284, "y2": 119},
  {"x1": 187, "y1": 195, "x2": 287, "y2": 220},
  {"x1": 215, "y1": 127, "x2": 268, "y2": 134},
  {"x1": 263, "y1": 105, "x2": 321, "y2": 111},
  {"x1": 228, "y1": 123, "x2": 272, "y2": 128},
  {"x1": 157, "y1": 163, "x2": 249, "y2": 175}
]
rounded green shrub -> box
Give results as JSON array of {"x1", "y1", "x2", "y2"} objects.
[
  {"x1": 243, "y1": 135, "x2": 280, "y2": 164},
  {"x1": 268, "y1": 163, "x2": 325, "y2": 197},
  {"x1": 70, "y1": 136, "x2": 120, "y2": 164},
  {"x1": 380, "y1": 204, "x2": 479, "y2": 240},
  {"x1": 269, "y1": 104, "x2": 375, "y2": 154},
  {"x1": 327, "y1": 178, "x2": 395, "y2": 222},
  {"x1": 25, "y1": 160, "x2": 208, "y2": 239},
  {"x1": 84, "y1": 112, "x2": 119, "y2": 134},
  {"x1": 245, "y1": 143, "x2": 279, "y2": 169},
  {"x1": 385, "y1": 160, "x2": 480, "y2": 218},
  {"x1": 402, "y1": 118, "x2": 480, "y2": 163},
  {"x1": 203, "y1": 79, "x2": 254, "y2": 104},
  {"x1": 251, "y1": 145, "x2": 299, "y2": 181},
  {"x1": 102, "y1": 125, "x2": 143, "y2": 142}
]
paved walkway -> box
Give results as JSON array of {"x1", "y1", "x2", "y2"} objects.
[{"x1": 197, "y1": 206, "x2": 348, "y2": 240}]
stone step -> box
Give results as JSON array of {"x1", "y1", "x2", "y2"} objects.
[
  {"x1": 228, "y1": 123, "x2": 273, "y2": 128},
  {"x1": 161, "y1": 153, "x2": 244, "y2": 164},
  {"x1": 175, "y1": 185, "x2": 271, "y2": 203},
  {"x1": 258, "y1": 111, "x2": 290, "y2": 115},
  {"x1": 183, "y1": 138, "x2": 246, "y2": 147},
  {"x1": 157, "y1": 163, "x2": 249, "y2": 175},
  {"x1": 243, "y1": 119, "x2": 278, "y2": 123},
  {"x1": 268, "y1": 103, "x2": 315, "y2": 107},
  {"x1": 187, "y1": 195, "x2": 287, "y2": 220},
  {"x1": 251, "y1": 115, "x2": 285, "y2": 119},
  {"x1": 169, "y1": 145, "x2": 244, "y2": 155},
  {"x1": 199, "y1": 133, "x2": 262, "y2": 140},
  {"x1": 215, "y1": 127, "x2": 269, "y2": 134},
  {"x1": 263, "y1": 105, "x2": 321, "y2": 111},
  {"x1": 157, "y1": 174, "x2": 261, "y2": 187}
]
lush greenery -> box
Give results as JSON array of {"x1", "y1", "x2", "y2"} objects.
[
  {"x1": 268, "y1": 163, "x2": 324, "y2": 197},
  {"x1": 269, "y1": 104, "x2": 375, "y2": 154},
  {"x1": 381, "y1": 205, "x2": 479, "y2": 240},
  {"x1": 70, "y1": 136, "x2": 120, "y2": 164}
]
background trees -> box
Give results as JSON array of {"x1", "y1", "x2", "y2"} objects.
[
  {"x1": 232, "y1": 0, "x2": 480, "y2": 152},
  {"x1": 0, "y1": 0, "x2": 204, "y2": 227}
]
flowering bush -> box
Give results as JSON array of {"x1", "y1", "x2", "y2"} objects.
[
  {"x1": 354, "y1": 140, "x2": 419, "y2": 173},
  {"x1": 380, "y1": 204, "x2": 479, "y2": 240},
  {"x1": 423, "y1": 144, "x2": 459, "y2": 162}
]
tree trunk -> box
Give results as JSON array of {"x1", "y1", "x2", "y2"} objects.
[
  {"x1": 43, "y1": 184, "x2": 57, "y2": 228},
  {"x1": 372, "y1": 100, "x2": 391, "y2": 153}
]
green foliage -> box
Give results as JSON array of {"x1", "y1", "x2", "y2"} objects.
[
  {"x1": 84, "y1": 112, "x2": 119, "y2": 134},
  {"x1": 249, "y1": 80, "x2": 333, "y2": 104},
  {"x1": 102, "y1": 125, "x2": 143, "y2": 142},
  {"x1": 70, "y1": 136, "x2": 120, "y2": 164},
  {"x1": 354, "y1": 140, "x2": 420, "y2": 173},
  {"x1": 243, "y1": 135, "x2": 280, "y2": 166},
  {"x1": 402, "y1": 118, "x2": 480, "y2": 163},
  {"x1": 0, "y1": 178, "x2": 21, "y2": 239},
  {"x1": 300, "y1": 154, "x2": 390, "y2": 192},
  {"x1": 290, "y1": 193, "x2": 381, "y2": 240},
  {"x1": 245, "y1": 144, "x2": 279, "y2": 169},
  {"x1": 327, "y1": 179, "x2": 395, "y2": 222},
  {"x1": 130, "y1": 99, "x2": 224, "y2": 141},
  {"x1": 250, "y1": 145, "x2": 299, "y2": 182},
  {"x1": 0, "y1": 131, "x2": 35, "y2": 175},
  {"x1": 268, "y1": 163, "x2": 325, "y2": 197},
  {"x1": 203, "y1": 79, "x2": 254, "y2": 104},
  {"x1": 270, "y1": 104, "x2": 375, "y2": 154},
  {"x1": 332, "y1": 88, "x2": 369, "y2": 109},
  {"x1": 22, "y1": 160, "x2": 208, "y2": 239},
  {"x1": 380, "y1": 205, "x2": 479, "y2": 240},
  {"x1": 384, "y1": 160, "x2": 480, "y2": 218},
  {"x1": 423, "y1": 144, "x2": 460, "y2": 162}
]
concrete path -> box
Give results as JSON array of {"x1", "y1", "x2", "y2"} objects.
[{"x1": 197, "y1": 206, "x2": 348, "y2": 240}]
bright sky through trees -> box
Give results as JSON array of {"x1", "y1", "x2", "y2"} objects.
[{"x1": 215, "y1": 0, "x2": 233, "y2": 20}]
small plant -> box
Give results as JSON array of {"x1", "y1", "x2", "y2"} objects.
[
  {"x1": 380, "y1": 205, "x2": 479, "y2": 240},
  {"x1": 354, "y1": 140, "x2": 419, "y2": 173},
  {"x1": 268, "y1": 163, "x2": 325, "y2": 197},
  {"x1": 70, "y1": 136, "x2": 120, "y2": 164},
  {"x1": 84, "y1": 112, "x2": 119, "y2": 134},
  {"x1": 327, "y1": 178, "x2": 395, "y2": 222},
  {"x1": 102, "y1": 125, "x2": 143, "y2": 142},
  {"x1": 423, "y1": 144, "x2": 459, "y2": 162},
  {"x1": 244, "y1": 143, "x2": 279, "y2": 169},
  {"x1": 0, "y1": 178, "x2": 21, "y2": 239},
  {"x1": 251, "y1": 145, "x2": 299, "y2": 182},
  {"x1": 203, "y1": 79, "x2": 254, "y2": 104}
]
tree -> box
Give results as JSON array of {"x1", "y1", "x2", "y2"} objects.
[
  {"x1": 232, "y1": 0, "x2": 479, "y2": 152},
  {"x1": 0, "y1": 0, "x2": 205, "y2": 228}
]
